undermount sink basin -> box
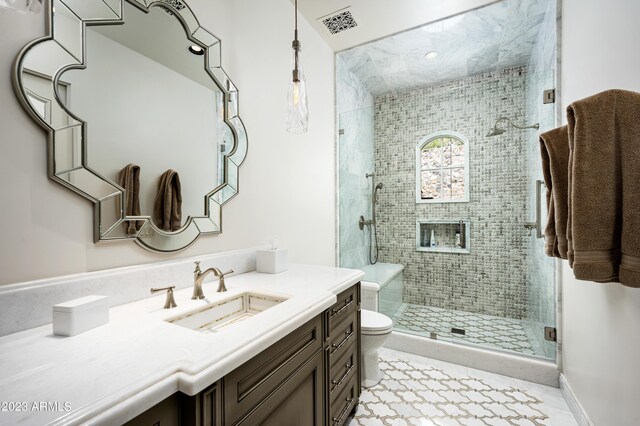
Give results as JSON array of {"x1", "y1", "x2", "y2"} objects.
[{"x1": 167, "y1": 292, "x2": 288, "y2": 333}]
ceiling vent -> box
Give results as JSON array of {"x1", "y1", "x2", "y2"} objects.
[
  {"x1": 160, "y1": 0, "x2": 186, "y2": 16},
  {"x1": 319, "y1": 8, "x2": 358, "y2": 35}
]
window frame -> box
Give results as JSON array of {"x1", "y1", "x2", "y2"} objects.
[{"x1": 415, "y1": 130, "x2": 470, "y2": 204}]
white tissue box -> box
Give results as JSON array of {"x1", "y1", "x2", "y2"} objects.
[
  {"x1": 256, "y1": 249, "x2": 288, "y2": 274},
  {"x1": 53, "y1": 295, "x2": 109, "y2": 336}
]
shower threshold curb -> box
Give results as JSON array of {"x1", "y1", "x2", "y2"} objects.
[{"x1": 385, "y1": 331, "x2": 559, "y2": 388}]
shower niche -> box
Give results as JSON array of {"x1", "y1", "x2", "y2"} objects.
[{"x1": 416, "y1": 220, "x2": 470, "y2": 254}]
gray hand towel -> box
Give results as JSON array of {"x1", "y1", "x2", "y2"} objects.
[
  {"x1": 153, "y1": 169, "x2": 182, "y2": 232},
  {"x1": 540, "y1": 126, "x2": 569, "y2": 259},
  {"x1": 117, "y1": 163, "x2": 143, "y2": 235},
  {"x1": 566, "y1": 89, "x2": 640, "y2": 287}
]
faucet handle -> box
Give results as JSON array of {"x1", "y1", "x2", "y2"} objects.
[
  {"x1": 150, "y1": 286, "x2": 177, "y2": 309},
  {"x1": 194, "y1": 261, "x2": 201, "y2": 272},
  {"x1": 216, "y1": 269, "x2": 234, "y2": 293}
]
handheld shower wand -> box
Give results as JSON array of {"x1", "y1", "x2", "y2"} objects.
[
  {"x1": 373, "y1": 183, "x2": 383, "y2": 204},
  {"x1": 359, "y1": 173, "x2": 383, "y2": 264}
]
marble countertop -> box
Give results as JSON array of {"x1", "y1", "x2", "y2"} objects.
[{"x1": 0, "y1": 264, "x2": 364, "y2": 426}]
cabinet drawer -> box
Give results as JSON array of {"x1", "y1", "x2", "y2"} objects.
[
  {"x1": 329, "y1": 373, "x2": 358, "y2": 426},
  {"x1": 329, "y1": 342, "x2": 357, "y2": 399},
  {"x1": 327, "y1": 285, "x2": 358, "y2": 335},
  {"x1": 224, "y1": 315, "x2": 323, "y2": 426},
  {"x1": 328, "y1": 312, "x2": 357, "y2": 361}
]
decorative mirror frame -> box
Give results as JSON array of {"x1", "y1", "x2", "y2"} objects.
[{"x1": 13, "y1": 0, "x2": 248, "y2": 252}]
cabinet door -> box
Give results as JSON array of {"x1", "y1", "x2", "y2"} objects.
[
  {"x1": 125, "y1": 394, "x2": 180, "y2": 426},
  {"x1": 224, "y1": 315, "x2": 323, "y2": 425},
  {"x1": 234, "y1": 350, "x2": 324, "y2": 426}
]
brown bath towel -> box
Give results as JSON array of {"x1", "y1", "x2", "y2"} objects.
[
  {"x1": 117, "y1": 163, "x2": 143, "y2": 235},
  {"x1": 153, "y1": 169, "x2": 182, "y2": 232},
  {"x1": 566, "y1": 89, "x2": 640, "y2": 287},
  {"x1": 540, "y1": 126, "x2": 569, "y2": 259}
]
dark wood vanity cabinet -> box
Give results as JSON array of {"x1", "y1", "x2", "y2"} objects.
[
  {"x1": 127, "y1": 283, "x2": 361, "y2": 426},
  {"x1": 326, "y1": 284, "x2": 361, "y2": 426},
  {"x1": 125, "y1": 393, "x2": 183, "y2": 426},
  {"x1": 223, "y1": 314, "x2": 325, "y2": 426}
]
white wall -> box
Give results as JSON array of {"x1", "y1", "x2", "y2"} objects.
[
  {"x1": 0, "y1": 0, "x2": 336, "y2": 285},
  {"x1": 561, "y1": 0, "x2": 640, "y2": 424}
]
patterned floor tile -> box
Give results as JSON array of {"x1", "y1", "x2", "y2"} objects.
[
  {"x1": 391, "y1": 303, "x2": 547, "y2": 357},
  {"x1": 346, "y1": 349, "x2": 577, "y2": 426}
]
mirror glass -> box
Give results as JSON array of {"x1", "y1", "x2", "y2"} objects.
[
  {"x1": 14, "y1": 0, "x2": 247, "y2": 252},
  {"x1": 61, "y1": 2, "x2": 230, "y2": 231}
]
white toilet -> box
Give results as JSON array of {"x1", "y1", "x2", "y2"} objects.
[{"x1": 361, "y1": 309, "x2": 393, "y2": 388}]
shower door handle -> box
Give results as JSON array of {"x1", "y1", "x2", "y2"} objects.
[{"x1": 525, "y1": 180, "x2": 545, "y2": 238}]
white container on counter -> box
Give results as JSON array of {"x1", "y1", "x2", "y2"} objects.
[
  {"x1": 53, "y1": 295, "x2": 109, "y2": 336},
  {"x1": 256, "y1": 249, "x2": 288, "y2": 274}
]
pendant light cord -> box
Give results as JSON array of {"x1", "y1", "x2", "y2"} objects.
[{"x1": 292, "y1": 0, "x2": 300, "y2": 82}]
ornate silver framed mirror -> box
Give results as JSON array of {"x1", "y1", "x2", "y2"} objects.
[{"x1": 13, "y1": 0, "x2": 248, "y2": 252}]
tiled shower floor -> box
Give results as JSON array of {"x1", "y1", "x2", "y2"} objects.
[{"x1": 391, "y1": 303, "x2": 547, "y2": 358}]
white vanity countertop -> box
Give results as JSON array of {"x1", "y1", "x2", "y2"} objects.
[{"x1": 0, "y1": 264, "x2": 364, "y2": 426}]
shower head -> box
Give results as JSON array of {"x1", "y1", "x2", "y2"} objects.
[
  {"x1": 486, "y1": 127, "x2": 507, "y2": 137},
  {"x1": 375, "y1": 183, "x2": 383, "y2": 190},
  {"x1": 487, "y1": 117, "x2": 539, "y2": 137}
]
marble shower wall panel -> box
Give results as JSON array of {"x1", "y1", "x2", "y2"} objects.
[
  {"x1": 524, "y1": 0, "x2": 558, "y2": 359},
  {"x1": 374, "y1": 67, "x2": 529, "y2": 319},
  {"x1": 337, "y1": 56, "x2": 375, "y2": 268},
  {"x1": 340, "y1": 0, "x2": 551, "y2": 96}
]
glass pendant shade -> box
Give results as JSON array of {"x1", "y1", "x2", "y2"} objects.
[
  {"x1": 0, "y1": 0, "x2": 42, "y2": 13},
  {"x1": 286, "y1": 44, "x2": 309, "y2": 133}
]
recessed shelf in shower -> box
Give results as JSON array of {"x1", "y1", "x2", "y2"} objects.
[{"x1": 416, "y1": 220, "x2": 471, "y2": 254}]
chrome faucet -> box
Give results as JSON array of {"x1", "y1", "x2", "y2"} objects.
[{"x1": 192, "y1": 261, "x2": 234, "y2": 299}]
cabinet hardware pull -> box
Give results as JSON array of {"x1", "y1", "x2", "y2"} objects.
[
  {"x1": 331, "y1": 330, "x2": 354, "y2": 351},
  {"x1": 331, "y1": 363, "x2": 354, "y2": 389},
  {"x1": 332, "y1": 397, "x2": 355, "y2": 425},
  {"x1": 330, "y1": 299, "x2": 353, "y2": 317}
]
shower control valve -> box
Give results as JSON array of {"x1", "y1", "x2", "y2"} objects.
[{"x1": 359, "y1": 215, "x2": 374, "y2": 230}]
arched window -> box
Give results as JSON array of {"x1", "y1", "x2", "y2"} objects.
[{"x1": 416, "y1": 131, "x2": 469, "y2": 203}]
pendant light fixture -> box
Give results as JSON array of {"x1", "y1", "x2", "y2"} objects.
[{"x1": 286, "y1": 0, "x2": 309, "y2": 134}]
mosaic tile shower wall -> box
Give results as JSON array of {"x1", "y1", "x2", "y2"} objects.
[
  {"x1": 524, "y1": 0, "x2": 558, "y2": 358},
  {"x1": 337, "y1": 56, "x2": 375, "y2": 269},
  {"x1": 374, "y1": 67, "x2": 530, "y2": 319}
]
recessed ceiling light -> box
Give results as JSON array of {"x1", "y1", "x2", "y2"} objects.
[
  {"x1": 188, "y1": 45, "x2": 204, "y2": 55},
  {"x1": 425, "y1": 51, "x2": 439, "y2": 60}
]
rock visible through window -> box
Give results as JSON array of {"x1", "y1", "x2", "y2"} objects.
[{"x1": 418, "y1": 134, "x2": 468, "y2": 202}]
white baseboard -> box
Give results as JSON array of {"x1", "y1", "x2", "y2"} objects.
[{"x1": 559, "y1": 373, "x2": 593, "y2": 426}]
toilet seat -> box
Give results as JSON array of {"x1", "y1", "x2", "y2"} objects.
[{"x1": 361, "y1": 309, "x2": 393, "y2": 335}]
